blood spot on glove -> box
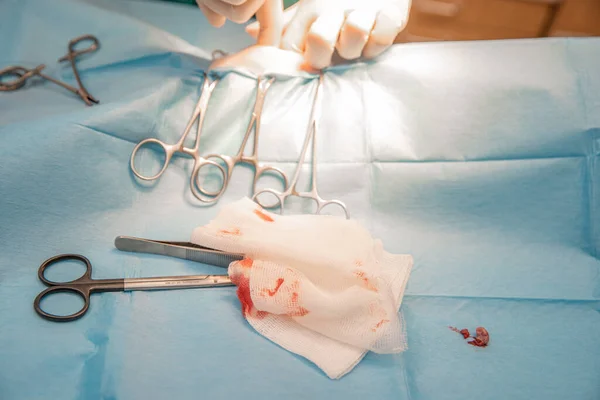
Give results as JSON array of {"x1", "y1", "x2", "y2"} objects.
[
  {"x1": 372, "y1": 319, "x2": 390, "y2": 332},
  {"x1": 354, "y1": 260, "x2": 363, "y2": 267},
  {"x1": 261, "y1": 278, "x2": 284, "y2": 297},
  {"x1": 239, "y1": 258, "x2": 253, "y2": 268},
  {"x1": 218, "y1": 228, "x2": 242, "y2": 237},
  {"x1": 450, "y1": 326, "x2": 489, "y2": 347},
  {"x1": 254, "y1": 208, "x2": 274, "y2": 222},
  {"x1": 354, "y1": 270, "x2": 378, "y2": 292}
]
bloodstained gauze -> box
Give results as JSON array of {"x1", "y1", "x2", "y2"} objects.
[
  {"x1": 288, "y1": 292, "x2": 309, "y2": 317},
  {"x1": 254, "y1": 208, "x2": 275, "y2": 222},
  {"x1": 353, "y1": 270, "x2": 378, "y2": 292},
  {"x1": 231, "y1": 272, "x2": 266, "y2": 320},
  {"x1": 239, "y1": 258, "x2": 253, "y2": 268},
  {"x1": 262, "y1": 278, "x2": 284, "y2": 297},
  {"x1": 218, "y1": 228, "x2": 242, "y2": 236},
  {"x1": 372, "y1": 319, "x2": 390, "y2": 332}
]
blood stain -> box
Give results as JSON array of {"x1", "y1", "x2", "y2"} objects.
[
  {"x1": 218, "y1": 228, "x2": 241, "y2": 236},
  {"x1": 231, "y1": 272, "x2": 266, "y2": 320},
  {"x1": 354, "y1": 270, "x2": 378, "y2": 292},
  {"x1": 238, "y1": 258, "x2": 253, "y2": 268},
  {"x1": 288, "y1": 292, "x2": 309, "y2": 317},
  {"x1": 254, "y1": 209, "x2": 274, "y2": 222},
  {"x1": 450, "y1": 326, "x2": 489, "y2": 347},
  {"x1": 372, "y1": 319, "x2": 390, "y2": 332},
  {"x1": 262, "y1": 278, "x2": 285, "y2": 297}
]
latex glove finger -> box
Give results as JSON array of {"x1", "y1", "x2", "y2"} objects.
[
  {"x1": 280, "y1": 3, "x2": 319, "y2": 53},
  {"x1": 218, "y1": 0, "x2": 253, "y2": 4},
  {"x1": 203, "y1": 0, "x2": 266, "y2": 23},
  {"x1": 255, "y1": 0, "x2": 284, "y2": 46},
  {"x1": 196, "y1": 1, "x2": 227, "y2": 27},
  {"x1": 209, "y1": 45, "x2": 314, "y2": 75},
  {"x1": 363, "y1": 1, "x2": 410, "y2": 58},
  {"x1": 336, "y1": 8, "x2": 377, "y2": 60},
  {"x1": 304, "y1": 11, "x2": 345, "y2": 70},
  {"x1": 245, "y1": 2, "x2": 298, "y2": 39}
]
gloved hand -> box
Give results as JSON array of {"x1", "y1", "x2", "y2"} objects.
[
  {"x1": 246, "y1": 0, "x2": 411, "y2": 69},
  {"x1": 196, "y1": 0, "x2": 284, "y2": 46}
]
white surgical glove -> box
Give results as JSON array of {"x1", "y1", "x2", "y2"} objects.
[
  {"x1": 197, "y1": 0, "x2": 284, "y2": 46},
  {"x1": 246, "y1": 0, "x2": 411, "y2": 69}
]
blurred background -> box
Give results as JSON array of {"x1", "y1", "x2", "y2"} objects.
[
  {"x1": 165, "y1": 0, "x2": 600, "y2": 42},
  {"x1": 394, "y1": 0, "x2": 600, "y2": 42}
]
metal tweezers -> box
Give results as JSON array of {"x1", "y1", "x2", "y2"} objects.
[{"x1": 114, "y1": 236, "x2": 244, "y2": 268}]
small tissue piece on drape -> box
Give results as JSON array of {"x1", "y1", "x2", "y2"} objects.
[{"x1": 191, "y1": 198, "x2": 413, "y2": 379}]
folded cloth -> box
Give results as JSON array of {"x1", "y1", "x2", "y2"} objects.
[{"x1": 191, "y1": 198, "x2": 413, "y2": 379}]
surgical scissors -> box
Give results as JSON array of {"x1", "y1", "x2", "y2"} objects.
[
  {"x1": 253, "y1": 74, "x2": 349, "y2": 218},
  {"x1": 202, "y1": 76, "x2": 288, "y2": 203},
  {"x1": 130, "y1": 74, "x2": 227, "y2": 203},
  {"x1": 0, "y1": 34, "x2": 100, "y2": 106},
  {"x1": 34, "y1": 253, "x2": 236, "y2": 322}
]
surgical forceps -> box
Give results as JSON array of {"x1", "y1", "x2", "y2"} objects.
[
  {"x1": 34, "y1": 237, "x2": 244, "y2": 322},
  {"x1": 0, "y1": 34, "x2": 100, "y2": 106},
  {"x1": 253, "y1": 74, "x2": 349, "y2": 218},
  {"x1": 130, "y1": 74, "x2": 227, "y2": 203},
  {"x1": 114, "y1": 235, "x2": 244, "y2": 268},
  {"x1": 201, "y1": 76, "x2": 288, "y2": 203}
]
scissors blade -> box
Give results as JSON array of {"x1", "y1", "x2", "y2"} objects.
[
  {"x1": 114, "y1": 236, "x2": 243, "y2": 268},
  {"x1": 123, "y1": 274, "x2": 233, "y2": 291}
]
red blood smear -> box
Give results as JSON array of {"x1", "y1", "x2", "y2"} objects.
[
  {"x1": 254, "y1": 209, "x2": 274, "y2": 222},
  {"x1": 288, "y1": 292, "x2": 309, "y2": 317},
  {"x1": 290, "y1": 292, "x2": 299, "y2": 304},
  {"x1": 288, "y1": 307, "x2": 310, "y2": 317},
  {"x1": 354, "y1": 271, "x2": 378, "y2": 292},
  {"x1": 218, "y1": 228, "x2": 241, "y2": 236},
  {"x1": 239, "y1": 258, "x2": 253, "y2": 268},
  {"x1": 231, "y1": 273, "x2": 266, "y2": 320},
  {"x1": 372, "y1": 319, "x2": 390, "y2": 332},
  {"x1": 265, "y1": 278, "x2": 284, "y2": 296}
]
